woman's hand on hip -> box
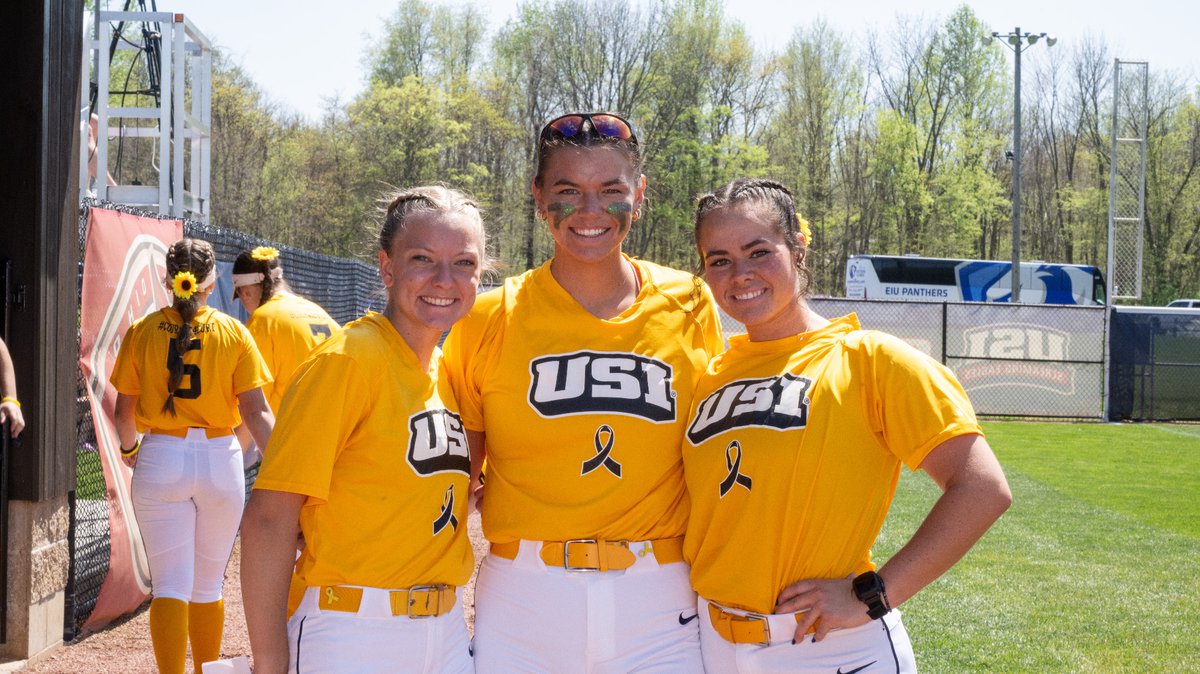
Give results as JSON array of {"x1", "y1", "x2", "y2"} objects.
[{"x1": 776, "y1": 574, "x2": 871, "y2": 643}]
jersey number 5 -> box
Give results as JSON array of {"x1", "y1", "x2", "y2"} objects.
[{"x1": 166, "y1": 338, "x2": 202, "y2": 399}]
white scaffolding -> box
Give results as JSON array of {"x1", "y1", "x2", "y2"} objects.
[
  {"x1": 1106, "y1": 60, "x2": 1148, "y2": 301},
  {"x1": 81, "y1": 11, "x2": 212, "y2": 221}
]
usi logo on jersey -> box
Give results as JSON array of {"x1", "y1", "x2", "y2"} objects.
[
  {"x1": 686, "y1": 374, "x2": 813, "y2": 444},
  {"x1": 528, "y1": 351, "x2": 676, "y2": 422},
  {"x1": 407, "y1": 410, "x2": 470, "y2": 476}
]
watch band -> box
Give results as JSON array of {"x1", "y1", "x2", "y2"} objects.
[{"x1": 852, "y1": 571, "x2": 891, "y2": 620}]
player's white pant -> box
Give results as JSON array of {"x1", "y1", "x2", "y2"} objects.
[
  {"x1": 472, "y1": 540, "x2": 702, "y2": 673},
  {"x1": 287, "y1": 586, "x2": 473, "y2": 674},
  {"x1": 697, "y1": 597, "x2": 916, "y2": 673},
  {"x1": 131, "y1": 429, "x2": 244, "y2": 603}
]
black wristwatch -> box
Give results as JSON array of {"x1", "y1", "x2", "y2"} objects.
[{"x1": 852, "y1": 571, "x2": 891, "y2": 620}]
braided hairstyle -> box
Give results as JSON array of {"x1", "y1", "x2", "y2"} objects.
[
  {"x1": 162, "y1": 239, "x2": 216, "y2": 416},
  {"x1": 378, "y1": 185, "x2": 489, "y2": 263},
  {"x1": 693, "y1": 178, "x2": 814, "y2": 297},
  {"x1": 232, "y1": 248, "x2": 288, "y2": 304}
]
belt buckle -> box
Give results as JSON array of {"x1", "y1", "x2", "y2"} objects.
[
  {"x1": 744, "y1": 612, "x2": 771, "y2": 647},
  {"x1": 404, "y1": 584, "x2": 444, "y2": 618},
  {"x1": 562, "y1": 539, "x2": 599, "y2": 572}
]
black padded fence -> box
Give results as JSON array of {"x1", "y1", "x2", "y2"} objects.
[
  {"x1": 68, "y1": 200, "x2": 381, "y2": 638},
  {"x1": 1109, "y1": 307, "x2": 1200, "y2": 421}
]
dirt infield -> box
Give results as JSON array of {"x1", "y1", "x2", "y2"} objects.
[{"x1": 20, "y1": 514, "x2": 488, "y2": 673}]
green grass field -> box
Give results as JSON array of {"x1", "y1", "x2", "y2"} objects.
[{"x1": 874, "y1": 421, "x2": 1200, "y2": 672}]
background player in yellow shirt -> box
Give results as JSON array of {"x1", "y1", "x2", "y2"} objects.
[
  {"x1": 110, "y1": 238, "x2": 274, "y2": 674},
  {"x1": 240, "y1": 185, "x2": 487, "y2": 674},
  {"x1": 683, "y1": 178, "x2": 1012, "y2": 673},
  {"x1": 442, "y1": 112, "x2": 725, "y2": 672},
  {"x1": 231, "y1": 245, "x2": 340, "y2": 416}
]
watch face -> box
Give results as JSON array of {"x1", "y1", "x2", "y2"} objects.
[
  {"x1": 853, "y1": 572, "x2": 883, "y2": 598},
  {"x1": 854, "y1": 570, "x2": 883, "y2": 592}
]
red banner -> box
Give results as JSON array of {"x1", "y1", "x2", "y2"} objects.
[{"x1": 78, "y1": 207, "x2": 183, "y2": 629}]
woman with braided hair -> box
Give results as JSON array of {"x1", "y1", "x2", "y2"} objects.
[
  {"x1": 111, "y1": 238, "x2": 274, "y2": 674},
  {"x1": 682, "y1": 177, "x2": 1011, "y2": 673},
  {"x1": 231, "y1": 246, "x2": 340, "y2": 417},
  {"x1": 242, "y1": 185, "x2": 488, "y2": 674}
]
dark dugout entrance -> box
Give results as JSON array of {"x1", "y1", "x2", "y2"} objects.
[{"x1": 0, "y1": 0, "x2": 83, "y2": 660}]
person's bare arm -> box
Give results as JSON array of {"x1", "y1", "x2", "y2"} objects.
[
  {"x1": 241, "y1": 489, "x2": 306, "y2": 674},
  {"x1": 114, "y1": 393, "x2": 140, "y2": 467},
  {"x1": 237, "y1": 388, "x2": 275, "y2": 453},
  {"x1": 0, "y1": 337, "x2": 24, "y2": 437},
  {"x1": 467, "y1": 429, "x2": 486, "y2": 513},
  {"x1": 778, "y1": 434, "x2": 1012, "y2": 641}
]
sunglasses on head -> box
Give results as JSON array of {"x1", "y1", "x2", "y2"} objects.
[{"x1": 539, "y1": 112, "x2": 638, "y2": 146}]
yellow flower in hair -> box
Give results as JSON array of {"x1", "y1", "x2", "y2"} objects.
[
  {"x1": 251, "y1": 246, "x2": 280, "y2": 262},
  {"x1": 172, "y1": 271, "x2": 198, "y2": 300},
  {"x1": 796, "y1": 213, "x2": 814, "y2": 247}
]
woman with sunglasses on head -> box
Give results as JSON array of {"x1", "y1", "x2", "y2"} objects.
[
  {"x1": 442, "y1": 112, "x2": 725, "y2": 672},
  {"x1": 110, "y1": 238, "x2": 274, "y2": 674},
  {"x1": 241, "y1": 186, "x2": 487, "y2": 674},
  {"x1": 684, "y1": 178, "x2": 1012, "y2": 673}
]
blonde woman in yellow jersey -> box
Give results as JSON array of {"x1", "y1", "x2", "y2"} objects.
[
  {"x1": 231, "y1": 246, "x2": 340, "y2": 416},
  {"x1": 684, "y1": 178, "x2": 1013, "y2": 673},
  {"x1": 110, "y1": 238, "x2": 274, "y2": 674},
  {"x1": 241, "y1": 185, "x2": 486, "y2": 674},
  {"x1": 442, "y1": 113, "x2": 725, "y2": 673}
]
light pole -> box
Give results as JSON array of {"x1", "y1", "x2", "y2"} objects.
[{"x1": 985, "y1": 27, "x2": 1056, "y2": 303}]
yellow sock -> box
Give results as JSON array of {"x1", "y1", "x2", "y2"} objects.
[
  {"x1": 188, "y1": 599, "x2": 225, "y2": 674},
  {"x1": 149, "y1": 597, "x2": 189, "y2": 674}
]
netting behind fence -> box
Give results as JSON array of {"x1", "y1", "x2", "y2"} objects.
[
  {"x1": 69, "y1": 201, "x2": 381, "y2": 637},
  {"x1": 1109, "y1": 308, "x2": 1200, "y2": 421}
]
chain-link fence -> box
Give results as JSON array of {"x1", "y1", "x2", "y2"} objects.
[
  {"x1": 728, "y1": 298, "x2": 1109, "y2": 419},
  {"x1": 69, "y1": 201, "x2": 381, "y2": 637},
  {"x1": 1109, "y1": 60, "x2": 1149, "y2": 300}
]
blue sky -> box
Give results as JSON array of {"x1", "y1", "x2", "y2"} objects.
[{"x1": 113, "y1": 0, "x2": 1197, "y2": 119}]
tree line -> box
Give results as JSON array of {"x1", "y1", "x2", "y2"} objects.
[{"x1": 192, "y1": 0, "x2": 1200, "y2": 303}]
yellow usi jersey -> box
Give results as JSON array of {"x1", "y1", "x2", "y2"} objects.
[
  {"x1": 111, "y1": 305, "x2": 271, "y2": 432},
  {"x1": 442, "y1": 257, "x2": 725, "y2": 544},
  {"x1": 246, "y1": 291, "x2": 340, "y2": 414},
  {"x1": 255, "y1": 312, "x2": 473, "y2": 589},
  {"x1": 682, "y1": 314, "x2": 982, "y2": 614}
]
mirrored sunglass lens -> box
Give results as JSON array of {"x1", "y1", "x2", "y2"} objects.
[
  {"x1": 548, "y1": 116, "x2": 585, "y2": 138},
  {"x1": 590, "y1": 115, "x2": 633, "y2": 140}
]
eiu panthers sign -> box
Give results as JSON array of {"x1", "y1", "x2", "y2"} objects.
[
  {"x1": 687, "y1": 373, "x2": 813, "y2": 444},
  {"x1": 528, "y1": 351, "x2": 676, "y2": 422},
  {"x1": 407, "y1": 409, "x2": 470, "y2": 476}
]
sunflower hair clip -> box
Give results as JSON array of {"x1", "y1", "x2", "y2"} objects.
[
  {"x1": 251, "y1": 246, "x2": 280, "y2": 262},
  {"x1": 172, "y1": 271, "x2": 199, "y2": 300},
  {"x1": 796, "y1": 213, "x2": 814, "y2": 247}
]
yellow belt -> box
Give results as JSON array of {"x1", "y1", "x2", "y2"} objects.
[
  {"x1": 316, "y1": 585, "x2": 456, "y2": 618},
  {"x1": 706, "y1": 602, "x2": 814, "y2": 645},
  {"x1": 490, "y1": 536, "x2": 684, "y2": 571},
  {"x1": 147, "y1": 427, "x2": 233, "y2": 439}
]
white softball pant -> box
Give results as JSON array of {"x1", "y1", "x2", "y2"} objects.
[
  {"x1": 472, "y1": 540, "x2": 703, "y2": 673},
  {"x1": 287, "y1": 586, "x2": 473, "y2": 674},
  {"x1": 698, "y1": 597, "x2": 917, "y2": 673},
  {"x1": 131, "y1": 429, "x2": 244, "y2": 603}
]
